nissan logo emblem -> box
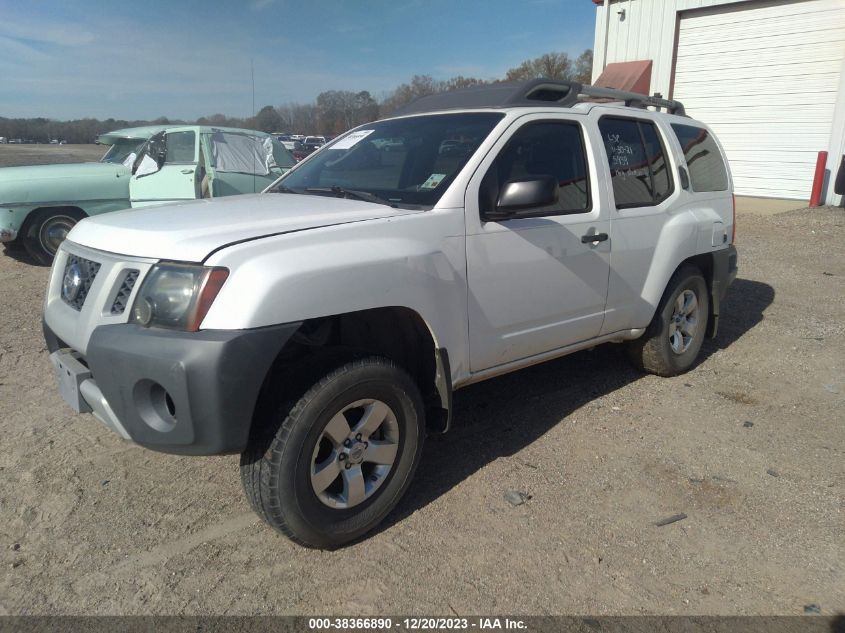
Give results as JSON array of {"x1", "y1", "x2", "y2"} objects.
[{"x1": 62, "y1": 262, "x2": 83, "y2": 302}]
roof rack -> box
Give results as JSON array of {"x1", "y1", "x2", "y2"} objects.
[{"x1": 393, "y1": 79, "x2": 685, "y2": 117}]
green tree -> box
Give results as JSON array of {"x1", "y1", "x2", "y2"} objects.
[{"x1": 253, "y1": 105, "x2": 284, "y2": 133}]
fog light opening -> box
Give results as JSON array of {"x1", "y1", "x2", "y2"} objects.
[
  {"x1": 133, "y1": 379, "x2": 178, "y2": 433},
  {"x1": 164, "y1": 392, "x2": 176, "y2": 418}
]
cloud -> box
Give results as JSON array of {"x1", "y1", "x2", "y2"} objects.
[
  {"x1": 0, "y1": 18, "x2": 95, "y2": 47},
  {"x1": 0, "y1": 10, "x2": 403, "y2": 120},
  {"x1": 0, "y1": 35, "x2": 53, "y2": 63}
]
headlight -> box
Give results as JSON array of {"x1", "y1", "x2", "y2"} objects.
[{"x1": 130, "y1": 263, "x2": 228, "y2": 331}]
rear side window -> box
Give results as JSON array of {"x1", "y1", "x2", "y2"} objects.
[
  {"x1": 598, "y1": 117, "x2": 673, "y2": 208},
  {"x1": 671, "y1": 124, "x2": 728, "y2": 192}
]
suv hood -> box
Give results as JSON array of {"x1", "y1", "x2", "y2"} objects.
[
  {"x1": 67, "y1": 193, "x2": 423, "y2": 262},
  {"x1": 0, "y1": 162, "x2": 127, "y2": 203}
]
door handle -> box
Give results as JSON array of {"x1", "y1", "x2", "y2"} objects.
[
  {"x1": 581, "y1": 232, "x2": 609, "y2": 244},
  {"x1": 180, "y1": 168, "x2": 194, "y2": 174}
]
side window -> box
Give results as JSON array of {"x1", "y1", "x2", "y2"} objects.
[
  {"x1": 671, "y1": 124, "x2": 728, "y2": 192},
  {"x1": 599, "y1": 117, "x2": 674, "y2": 208},
  {"x1": 480, "y1": 121, "x2": 590, "y2": 218},
  {"x1": 165, "y1": 131, "x2": 196, "y2": 164}
]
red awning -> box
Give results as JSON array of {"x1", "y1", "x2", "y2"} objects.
[{"x1": 593, "y1": 60, "x2": 653, "y2": 95}]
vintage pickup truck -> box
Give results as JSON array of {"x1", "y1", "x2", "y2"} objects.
[{"x1": 0, "y1": 126, "x2": 294, "y2": 264}]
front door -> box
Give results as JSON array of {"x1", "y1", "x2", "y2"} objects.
[
  {"x1": 465, "y1": 116, "x2": 611, "y2": 372},
  {"x1": 129, "y1": 128, "x2": 199, "y2": 207}
]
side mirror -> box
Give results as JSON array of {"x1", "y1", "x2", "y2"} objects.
[
  {"x1": 488, "y1": 176, "x2": 558, "y2": 220},
  {"x1": 155, "y1": 150, "x2": 166, "y2": 170}
]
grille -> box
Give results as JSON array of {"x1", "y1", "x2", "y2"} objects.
[
  {"x1": 61, "y1": 255, "x2": 101, "y2": 311},
  {"x1": 110, "y1": 269, "x2": 140, "y2": 315}
]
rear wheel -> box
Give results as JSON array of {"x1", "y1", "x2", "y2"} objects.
[
  {"x1": 626, "y1": 265, "x2": 709, "y2": 376},
  {"x1": 240, "y1": 356, "x2": 425, "y2": 549},
  {"x1": 23, "y1": 208, "x2": 85, "y2": 265}
]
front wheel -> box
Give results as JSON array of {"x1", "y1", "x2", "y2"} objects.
[
  {"x1": 23, "y1": 208, "x2": 85, "y2": 265},
  {"x1": 240, "y1": 356, "x2": 425, "y2": 549},
  {"x1": 626, "y1": 265, "x2": 709, "y2": 377}
]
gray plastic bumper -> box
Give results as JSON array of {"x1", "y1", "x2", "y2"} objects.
[{"x1": 45, "y1": 321, "x2": 301, "y2": 455}]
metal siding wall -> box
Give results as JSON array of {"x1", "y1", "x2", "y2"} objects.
[
  {"x1": 593, "y1": 0, "x2": 752, "y2": 92},
  {"x1": 592, "y1": 0, "x2": 845, "y2": 202},
  {"x1": 673, "y1": 0, "x2": 845, "y2": 199}
]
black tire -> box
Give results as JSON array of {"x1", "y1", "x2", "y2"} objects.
[
  {"x1": 23, "y1": 208, "x2": 85, "y2": 265},
  {"x1": 626, "y1": 265, "x2": 709, "y2": 377},
  {"x1": 240, "y1": 356, "x2": 425, "y2": 549},
  {"x1": 2, "y1": 238, "x2": 25, "y2": 252}
]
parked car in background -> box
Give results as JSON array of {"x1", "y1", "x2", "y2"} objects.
[
  {"x1": 0, "y1": 126, "x2": 294, "y2": 264},
  {"x1": 291, "y1": 141, "x2": 317, "y2": 162},
  {"x1": 276, "y1": 135, "x2": 297, "y2": 151}
]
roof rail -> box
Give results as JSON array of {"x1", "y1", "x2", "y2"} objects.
[
  {"x1": 392, "y1": 79, "x2": 685, "y2": 117},
  {"x1": 576, "y1": 83, "x2": 685, "y2": 115}
]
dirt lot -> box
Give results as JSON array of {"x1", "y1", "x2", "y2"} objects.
[
  {"x1": 0, "y1": 144, "x2": 105, "y2": 167},
  {"x1": 0, "y1": 147, "x2": 842, "y2": 616}
]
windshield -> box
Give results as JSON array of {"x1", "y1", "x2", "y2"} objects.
[
  {"x1": 100, "y1": 138, "x2": 147, "y2": 164},
  {"x1": 272, "y1": 112, "x2": 504, "y2": 207}
]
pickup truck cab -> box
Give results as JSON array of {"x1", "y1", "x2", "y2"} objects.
[
  {"x1": 1, "y1": 126, "x2": 294, "y2": 264},
  {"x1": 43, "y1": 80, "x2": 737, "y2": 548}
]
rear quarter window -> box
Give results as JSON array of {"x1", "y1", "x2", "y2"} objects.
[
  {"x1": 598, "y1": 117, "x2": 674, "y2": 208},
  {"x1": 671, "y1": 124, "x2": 728, "y2": 192}
]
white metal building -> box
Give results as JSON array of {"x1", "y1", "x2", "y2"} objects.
[{"x1": 592, "y1": 0, "x2": 845, "y2": 204}]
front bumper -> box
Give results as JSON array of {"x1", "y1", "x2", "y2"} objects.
[
  {"x1": 1, "y1": 207, "x2": 30, "y2": 243},
  {"x1": 44, "y1": 320, "x2": 301, "y2": 455}
]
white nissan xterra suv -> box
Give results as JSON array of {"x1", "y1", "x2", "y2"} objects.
[{"x1": 43, "y1": 80, "x2": 738, "y2": 549}]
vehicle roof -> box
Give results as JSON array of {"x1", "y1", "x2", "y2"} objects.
[
  {"x1": 96, "y1": 125, "x2": 273, "y2": 145},
  {"x1": 96, "y1": 125, "x2": 171, "y2": 144},
  {"x1": 392, "y1": 79, "x2": 685, "y2": 118}
]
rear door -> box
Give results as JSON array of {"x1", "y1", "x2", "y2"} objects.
[
  {"x1": 591, "y1": 112, "x2": 680, "y2": 335},
  {"x1": 129, "y1": 127, "x2": 200, "y2": 207},
  {"x1": 464, "y1": 114, "x2": 611, "y2": 372}
]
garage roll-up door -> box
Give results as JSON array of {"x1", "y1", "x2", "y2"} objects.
[{"x1": 673, "y1": 0, "x2": 845, "y2": 199}]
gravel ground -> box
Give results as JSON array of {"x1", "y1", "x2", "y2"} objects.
[
  {"x1": 0, "y1": 147, "x2": 842, "y2": 616},
  {"x1": 0, "y1": 144, "x2": 105, "y2": 166}
]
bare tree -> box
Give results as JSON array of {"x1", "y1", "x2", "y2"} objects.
[
  {"x1": 574, "y1": 49, "x2": 594, "y2": 84},
  {"x1": 505, "y1": 52, "x2": 572, "y2": 81}
]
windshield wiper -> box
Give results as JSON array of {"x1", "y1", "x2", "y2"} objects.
[
  {"x1": 305, "y1": 186, "x2": 396, "y2": 207},
  {"x1": 273, "y1": 184, "x2": 300, "y2": 194}
]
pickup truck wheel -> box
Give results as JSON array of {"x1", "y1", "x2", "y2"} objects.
[
  {"x1": 626, "y1": 266, "x2": 709, "y2": 377},
  {"x1": 23, "y1": 208, "x2": 84, "y2": 265},
  {"x1": 240, "y1": 357, "x2": 425, "y2": 549}
]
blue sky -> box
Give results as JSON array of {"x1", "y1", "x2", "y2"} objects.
[{"x1": 0, "y1": 0, "x2": 597, "y2": 121}]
